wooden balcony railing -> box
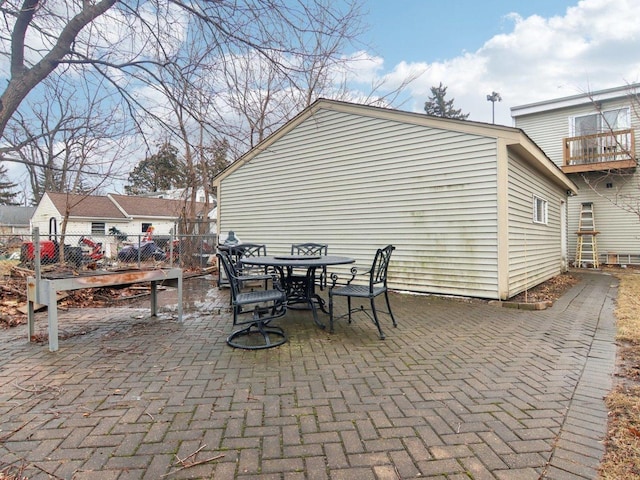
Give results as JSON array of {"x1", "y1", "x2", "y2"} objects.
[{"x1": 562, "y1": 129, "x2": 637, "y2": 173}]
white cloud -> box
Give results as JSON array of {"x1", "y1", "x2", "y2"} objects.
[
  {"x1": 361, "y1": 0, "x2": 640, "y2": 125},
  {"x1": 340, "y1": 51, "x2": 386, "y2": 83}
]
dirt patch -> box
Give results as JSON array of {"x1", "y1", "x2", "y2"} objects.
[{"x1": 507, "y1": 272, "x2": 580, "y2": 303}]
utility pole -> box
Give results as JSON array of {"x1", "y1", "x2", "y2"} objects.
[{"x1": 486, "y1": 91, "x2": 502, "y2": 124}]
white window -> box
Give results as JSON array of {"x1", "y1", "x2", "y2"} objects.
[
  {"x1": 570, "y1": 107, "x2": 631, "y2": 160},
  {"x1": 572, "y1": 107, "x2": 630, "y2": 136},
  {"x1": 533, "y1": 196, "x2": 548, "y2": 225}
]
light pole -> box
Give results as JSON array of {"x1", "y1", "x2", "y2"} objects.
[{"x1": 486, "y1": 91, "x2": 502, "y2": 124}]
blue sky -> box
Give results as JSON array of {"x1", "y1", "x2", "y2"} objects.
[
  {"x1": 355, "y1": 0, "x2": 640, "y2": 125},
  {"x1": 5, "y1": 0, "x2": 640, "y2": 197},
  {"x1": 364, "y1": 1, "x2": 576, "y2": 65}
]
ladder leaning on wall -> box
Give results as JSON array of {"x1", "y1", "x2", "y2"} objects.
[{"x1": 575, "y1": 202, "x2": 599, "y2": 268}]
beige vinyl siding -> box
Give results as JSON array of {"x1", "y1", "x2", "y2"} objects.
[
  {"x1": 571, "y1": 98, "x2": 640, "y2": 263},
  {"x1": 507, "y1": 153, "x2": 564, "y2": 297},
  {"x1": 516, "y1": 97, "x2": 640, "y2": 264},
  {"x1": 514, "y1": 113, "x2": 568, "y2": 168},
  {"x1": 220, "y1": 108, "x2": 502, "y2": 298},
  {"x1": 567, "y1": 175, "x2": 640, "y2": 263},
  {"x1": 514, "y1": 97, "x2": 638, "y2": 167}
]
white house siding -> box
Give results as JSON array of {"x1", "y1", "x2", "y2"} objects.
[
  {"x1": 220, "y1": 108, "x2": 505, "y2": 298},
  {"x1": 30, "y1": 196, "x2": 61, "y2": 236},
  {"x1": 514, "y1": 96, "x2": 640, "y2": 265},
  {"x1": 507, "y1": 153, "x2": 564, "y2": 297}
]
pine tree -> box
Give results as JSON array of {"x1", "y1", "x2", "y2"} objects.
[
  {"x1": 0, "y1": 164, "x2": 20, "y2": 205},
  {"x1": 424, "y1": 82, "x2": 469, "y2": 120},
  {"x1": 125, "y1": 143, "x2": 183, "y2": 195}
]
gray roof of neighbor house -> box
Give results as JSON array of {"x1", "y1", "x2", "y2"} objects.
[
  {"x1": 0, "y1": 206, "x2": 35, "y2": 226},
  {"x1": 46, "y1": 192, "x2": 126, "y2": 219}
]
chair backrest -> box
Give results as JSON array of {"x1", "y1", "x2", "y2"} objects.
[
  {"x1": 369, "y1": 245, "x2": 395, "y2": 290},
  {"x1": 238, "y1": 243, "x2": 267, "y2": 259},
  {"x1": 235, "y1": 243, "x2": 267, "y2": 275},
  {"x1": 217, "y1": 251, "x2": 242, "y2": 300},
  {"x1": 291, "y1": 243, "x2": 328, "y2": 256}
]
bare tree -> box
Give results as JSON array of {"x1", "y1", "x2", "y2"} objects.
[
  {"x1": 576, "y1": 87, "x2": 640, "y2": 219},
  {"x1": 219, "y1": 51, "x2": 298, "y2": 151},
  {"x1": 1, "y1": 0, "x2": 367, "y2": 160},
  {"x1": 6, "y1": 73, "x2": 132, "y2": 204},
  {"x1": 0, "y1": 0, "x2": 117, "y2": 138}
]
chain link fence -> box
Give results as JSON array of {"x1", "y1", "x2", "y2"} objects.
[{"x1": 0, "y1": 229, "x2": 218, "y2": 275}]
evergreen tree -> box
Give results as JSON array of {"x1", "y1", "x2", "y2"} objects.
[
  {"x1": 125, "y1": 143, "x2": 183, "y2": 195},
  {"x1": 424, "y1": 83, "x2": 469, "y2": 120},
  {"x1": 200, "y1": 139, "x2": 231, "y2": 191},
  {"x1": 0, "y1": 164, "x2": 20, "y2": 205}
]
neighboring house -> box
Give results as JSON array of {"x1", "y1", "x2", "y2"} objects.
[
  {"x1": 512, "y1": 84, "x2": 640, "y2": 267},
  {"x1": 214, "y1": 99, "x2": 577, "y2": 300},
  {"x1": 31, "y1": 193, "x2": 127, "y2": 237},
  {"x1": 0, "y1": 206, "x2": 35, "y2": 235},
  {"x1": 30, "y1": 192, "x2": 212, "y2": 255}
]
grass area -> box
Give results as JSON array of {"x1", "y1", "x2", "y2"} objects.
[
  {"x1": 613, "y1": 272, "x2": 640, "y2": 343},
  {"x1": 599, "y1": 272, "x2": 640, "y2": 479}
]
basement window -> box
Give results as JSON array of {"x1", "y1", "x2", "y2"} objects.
[{"x1": 533, "y1": 196, "x2": 548, "y2": 225}]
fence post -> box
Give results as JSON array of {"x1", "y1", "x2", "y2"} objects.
[
  {"x1": 32, "y1": 227, "x2": 41, "y2": 305},
  {"x1": 169, "y1": 231, "x2": 174, "y2": 267}
]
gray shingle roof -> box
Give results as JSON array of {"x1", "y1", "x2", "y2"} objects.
[{"x1": 0, "y1": 206, "x2": 35, "y2": 226}]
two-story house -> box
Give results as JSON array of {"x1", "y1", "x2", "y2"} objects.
[{"x1": 512, "y1": 84, "x2": 640, "y2": 267}]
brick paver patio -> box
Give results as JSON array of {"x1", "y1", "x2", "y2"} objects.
[{"x1": 0, "y1": 270, "x2": 617, "y2": 479}]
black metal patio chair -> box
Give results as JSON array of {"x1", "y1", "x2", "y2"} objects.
[
  {"x1": 236, "y1": 243, "x2": 269, "y2": 289},
  {"x1": 328, "y1": 245, "x2": 397, "y2": 339},
  {"x1": 291, "y1": 242, "x2": 329, "y2": 289},
  {"x1": 217, "y1": 251, "x2": 287, "y2": 350}
]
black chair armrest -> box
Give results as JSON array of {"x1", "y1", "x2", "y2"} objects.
[
  {"x1": 230, "y1": 271, "x2": 279, "y2": 286},
  {"x1": 237, "y1": 273, "x2": 272, "y2": 282},
  {"x1": 329, "y1": 266, "x2": 359, "y2": 289}
]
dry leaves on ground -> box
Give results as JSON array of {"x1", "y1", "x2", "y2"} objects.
[
  {"x1": 1, "y1": 265, "x2": 213, "y2": 329},
  {"x1": 599, "y1": 271, "x2": 640, "y2": 479},
  {"x1": 507, "y1": 272, "x2": 580, "y2": 303},
  {"x1": 0, "y1": 276, "x2": 155, "y2": 329}
]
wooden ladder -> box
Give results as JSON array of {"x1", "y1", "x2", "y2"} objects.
[{"x1": 575, "y1": 202, "x2": 599, "y2": 268}]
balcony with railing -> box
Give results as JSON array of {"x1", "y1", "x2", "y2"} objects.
[{"x1": 562, "y1": 129, "x2": 637, "y2": 173}]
